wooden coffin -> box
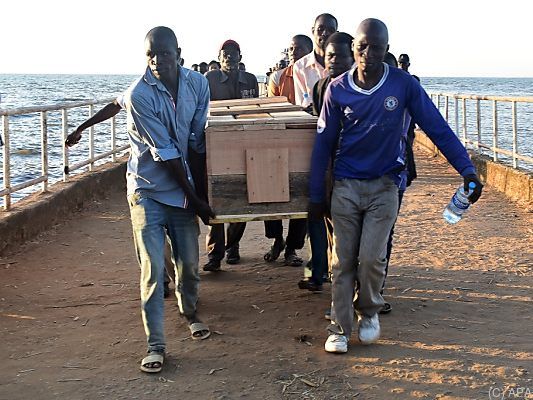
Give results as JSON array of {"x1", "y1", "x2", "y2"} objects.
[{"x1": 206, "y1": 97, "x2": 317, "y2": 223}]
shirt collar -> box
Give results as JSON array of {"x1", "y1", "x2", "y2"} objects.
[
  {"x1": 143, "y1": 66, "x2": 189, "y2": 93},
  {"x1": 219, "y1": 69, "x2": 248, "y2": 84},
  {"x1": 303, "y1": 51, "x2": 319, "y2": 69}
]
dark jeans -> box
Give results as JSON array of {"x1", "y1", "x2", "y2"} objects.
[
  {"x1": 206, "y1": 222, "x2": 246, "y2": 261},
  {"x1": 383, "y1": 189, "x2": 405, "y2": 291},
  {"x1": 308, "y1": 217, "x2": 334, "y2": 285},
  {"x1": 264, "y1": 218, "x2": 307, "y2": 250}
]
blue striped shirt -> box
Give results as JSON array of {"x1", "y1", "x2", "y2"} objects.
[{"x1": 123, "y1": 66, "x2": 210, "y2": 207}]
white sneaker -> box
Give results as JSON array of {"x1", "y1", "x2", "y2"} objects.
[
  {"x1": 324, "y1": 334, "x2": 348, "y2": 353},
  {"x1": 358, "y1": 314, "x2": 380, "y2": 344}
]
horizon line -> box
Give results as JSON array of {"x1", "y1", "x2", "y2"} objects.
[{"x1": 1, "y1": 72, "x2": 533, "y2": 80}]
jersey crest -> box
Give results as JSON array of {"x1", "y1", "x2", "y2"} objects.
[{"x1": 384, "y1": 96, "x2": 399, "y2": 111}]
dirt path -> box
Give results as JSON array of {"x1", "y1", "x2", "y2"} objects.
[{"x1": 1, "y1": 149, "x2": 532, "y2": 400}]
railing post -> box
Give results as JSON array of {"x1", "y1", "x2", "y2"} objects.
[
  {"x1": 492, "y1": 100, "x2": 498, "y2": 162},
  {"x1": 2, "y1": 115, "x2": 10, "y2": 210},
  {"x1": 88, "y1": 104, "x2": 94, "y2": 171},
  {"x1": 512, "y1": 101, "x2": 518, "y2": 168},
  {"x1": 111, "y1": 115, "x2": 116, "y2": 163},
  {"x1": 454, "y1": 97, "x2": 459, "y2": 136},
  {"x1": 445, "y1": 95, "x2": 449, "y2": 122},
  {"x1": 462, "y1": 98, "x2": 467, "y2": 146},
  {"x1": 476, "y1": 99, "x2": 481, "y2": 151},
  {"x1": 62, "y1": 109, "x2": 69, "y2": 181},
  {"x1": 40, "y1": 111, "x2": 48, "y2": 192},
  {"x1": 436, "y1": 95, "x2": 441, "y2": 115}
]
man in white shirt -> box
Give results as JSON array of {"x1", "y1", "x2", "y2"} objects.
[{"x1": 293, "y1": 13, "x2": 338, "y2": 108}]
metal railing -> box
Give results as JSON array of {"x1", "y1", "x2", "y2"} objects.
[
  {"x1": 0, "y1": 99, "x2": 130, "y2": 210},
  {"x1": 428, "y1": 92, "x2": 533, "y2": 169},
  {"x1": 2, "y1": 92, "x2": 531, "y2": 210}
]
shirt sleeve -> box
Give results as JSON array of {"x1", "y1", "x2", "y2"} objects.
[
  {"x1": 268, "y1": 75, "x2": 279, "y2": 97},
  {"x1": 309, "y1": 84, "x2": 343, "y2": 203},
  {"x1": 115, "y1": 93, "x2": 126, "y2": 109},
  {"x1": 127, "y1": 92, "x2": 181, "y2": 162},
  {"x1": 293, "y1": 62, "x2": 306, "y2": 106},
  {"x1": 406, "y1": 78, "x2": 476, "y2": 177},
  {"x1": 189, "y1": 76, "x2": 210, "y2": 154}
]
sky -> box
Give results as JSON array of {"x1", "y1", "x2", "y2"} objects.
[{"x1": 0, "y1": 0, "x2": 531, "y2": 78}]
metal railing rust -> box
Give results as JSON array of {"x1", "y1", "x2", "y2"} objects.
[
  {"x1": 428, "y1": 92, "x2": 533, "y2": 169},
  {"x1": 0, "y1": 98, "x2": 129, "y2": 210}
]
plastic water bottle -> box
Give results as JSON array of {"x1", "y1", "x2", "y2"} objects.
[
  {"x1": 443, "y1": 182, "x2": 476, "y2": 224},
  {"x1": 303, "y1": 92, "x2": 310, "y2": 106}
]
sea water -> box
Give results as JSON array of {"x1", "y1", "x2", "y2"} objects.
[{"x1": 0, "y1": 74, "x2": 532, "y2": 203}]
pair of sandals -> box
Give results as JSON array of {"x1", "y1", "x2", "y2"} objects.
[
  {"x1": 264, "y1": 239, "x2": 303, "y2": 267},
  {"x1": 140, "y1": 322, "x2": 211, "y2": 373}
]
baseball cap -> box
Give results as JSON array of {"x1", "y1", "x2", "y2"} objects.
[
  {"x1": 220, "y1": 39, "x2": 240, "y2": 52},
  {"x1": 398, "y1": 54, "x2": 410, "y2": 63}
]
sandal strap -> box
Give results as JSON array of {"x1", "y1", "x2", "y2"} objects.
[
  {"x1": 141, "y1": 353, "x2": 164, "y2": 365},
  {"x1": 189, "y1": 322, "x2": 209, "y2": 334}
]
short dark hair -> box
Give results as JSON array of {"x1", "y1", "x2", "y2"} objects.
[
  {"x1": 292, "y1": 34, "x2": 313, "y2": 52},
  {"x1": 324, "y1": 32, "x2": 354, "y2": 49},
  {"x1": 145, "y1": 26, "x2": 178, "y2": 48},
  {"x1": 199, "y1": 62, "x2": 208, "y2": 67},
  {"x1": 314, "y1": 13, "x2": 338, "y2": 29},
  {"x1": 398, "y1": 53, "x2": 410, "y2": 63},
  {"x1": 384, "y1": 52, "x2": 398, "y2": 68}
]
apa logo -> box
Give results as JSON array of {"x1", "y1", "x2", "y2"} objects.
[{"x1": 384, "y1": 96, "x2": 399, "y2": 111}]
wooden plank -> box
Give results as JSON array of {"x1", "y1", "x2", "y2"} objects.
[
  {"x1": 269, "y1": 110, "x2": 312, "y2": 118},
  {"x1": 207, "y1": 119, "x2": 257, "y2": 127},
  {"x1": 208, "y1": 115, "x2": 236, "y2": 122},
  {"x1": 227, "y1": 104, "x2": 260, "y2": 111},
  {"x1": 235, "y1": 113, "x2": 273, "y2": 120},
  {"x1": 207, "y1": 123, "x2": 286, "y2": 132},
  {"x1": 286, "y1": 123, "x2": 317, "y2": 129},
  {"x1": 208, "y1": 172, "x2": 309, "y2": 216},
  {"x1": 207, "y1": 116, "x2": 313, "y2": 127},
  {"x1": 206, "y1": 128, "x2": 314, "y2": 175},
  {"x1": 246, "y1": 148, "x2": 290, "y2": 203},
  {"x1": 259, "y1": 102, "x2": 301, "y2": 108},
  {"x1": 267, "y1": 116, "x2": 317, "y2": 124},
  {"x1": 209, "y1": 96, "x2": 288, "y2": 108},
  {"x1": 210, "y1": 104, "x2": 302, "y2": 116},
  {"x1": 210, "y1": 212, "x2": 307, "y2": 224}
]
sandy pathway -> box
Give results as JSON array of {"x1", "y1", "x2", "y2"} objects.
[{"x1": 0, "y1": 148, "x2": 531, "y2": 400}]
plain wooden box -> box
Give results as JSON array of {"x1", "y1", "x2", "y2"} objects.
[{"x1": 206, "y1": 97, "x2": 317, "y2": 223}]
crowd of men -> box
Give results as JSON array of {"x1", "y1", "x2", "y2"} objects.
[{"x1": 66, "y1": 13, "x2": 483, "y2": 372}]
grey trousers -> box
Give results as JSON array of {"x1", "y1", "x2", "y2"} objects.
[{"x1": 328, "y1": 177, "x2": 398, "y2": 338}]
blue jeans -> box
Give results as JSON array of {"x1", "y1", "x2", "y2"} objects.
[{"x1": 128, "y1": 193, "x2": 200, "y2": 353}]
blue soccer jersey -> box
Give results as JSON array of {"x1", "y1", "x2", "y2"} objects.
[{"x1": 309, "y1": 63, "x2": 476, "y2": 203}]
